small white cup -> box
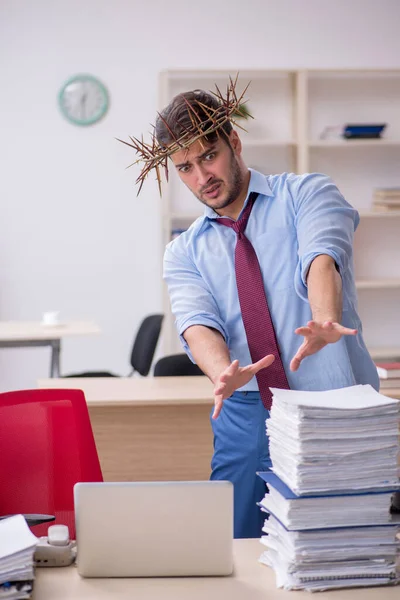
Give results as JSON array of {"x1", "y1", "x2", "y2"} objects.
[{"x1": 42, "y1": 311, "x2": 60, "y2": 326}]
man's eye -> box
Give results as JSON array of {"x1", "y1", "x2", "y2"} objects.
[
  {"x1": 179, "y1": 165, "x2": 190, "y2": 173},
  {"x1": 204, "y1": 153, "x2": 215, "y2": 161}
]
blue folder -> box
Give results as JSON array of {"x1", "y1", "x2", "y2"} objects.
[
  {"x1": 257, "y1": 506, "x2": 400, "y2": 532},
  {"x1": 257, "y1": 468, "x2": 400, "y2": 499},
  {"x1": 257, "y1": 470, "x2": 400, "y2": 531}
]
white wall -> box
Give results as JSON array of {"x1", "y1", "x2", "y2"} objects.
[{"x1": 0, "y1": 0, "x2": 399, "y2": 391}]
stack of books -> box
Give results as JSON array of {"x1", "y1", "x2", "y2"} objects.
[
  {"x1": 170, "y1": 228, "x2": 187, "y2": 241},
  {"x1": 372, "y1": 188, "x2": 400, "y2": 212},
  {"x1": 257, "y1": 384, "x2": 400, "y2": 591},
  {"x1": 376, "y1": 362, "x2": 400, "y2": 390},
  {"x1": 0, "y1": 515, "x2": 38, "y2": 599}
]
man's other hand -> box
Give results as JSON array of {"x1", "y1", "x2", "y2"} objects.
[
  {"x1": 290, "y1": 320, "x2": 357, "y2": 372},
  {"x1": 212, "y1": 354, "x2": 275, "y2": 419}
]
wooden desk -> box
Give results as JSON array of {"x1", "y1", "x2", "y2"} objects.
[
  {"x1": 37, "y1": 377, "x2": 215, "y2": 482},
  {"x1": 32, "y1": 539, "x2": 400, "y2": 600},
  {"x1": 0, "y1": 321, "x2": 100, "y2": 377},
  {"x1": 37, "y1": 378, "x2": 399, "y2": 482}
]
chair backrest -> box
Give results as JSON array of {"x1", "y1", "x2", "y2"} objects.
[
  {"x1": 154, "y1": 353, "x2": 204, "y2": 377},
  {"x1": 0, "y1": 389, "x2": 103, "y2": 539},
  {"x1": 130, "y1": 314, "x2": 164, "y2": 376}
]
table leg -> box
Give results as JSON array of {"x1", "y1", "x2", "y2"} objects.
[{"x1": 50, "y1": 340, "x2": 61, "y2": 378}]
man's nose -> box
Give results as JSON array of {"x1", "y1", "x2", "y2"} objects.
[{"x1": 195, "y1": 164, "x2": 212, "y2": 187}]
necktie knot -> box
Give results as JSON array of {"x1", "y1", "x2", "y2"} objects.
[
  {"x1": 217, "y1": 191, "x2": 258, "y2": 235},
  {"x1": 232, "y1": 222, "x2": 241, "y2": 235}
]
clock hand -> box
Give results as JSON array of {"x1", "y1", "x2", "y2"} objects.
[{"x1": 80, "y1": 93, "x2": 87, "y2": 120}]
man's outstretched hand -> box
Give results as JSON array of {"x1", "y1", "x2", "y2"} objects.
[
  {"x1": 212, "y1": 354, "x2": 275, "y2": 420},
  {"x1": 290, "y1": 320, "x2": 357, "y2": 372}
]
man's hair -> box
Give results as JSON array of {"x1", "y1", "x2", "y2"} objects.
[{"x1": 155, "y1": 89, "x2": 233, "y2": 148}]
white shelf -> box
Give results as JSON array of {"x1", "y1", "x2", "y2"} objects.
[
  {"x1": 359, "y1": 210, "x2": 400, "y2": 218},
  {"x1": 242, "y1": 139, "x2": 296, "y2": 148},
  {"x1": 369, "y1": 347, "x2": 400, "y2": 360},
  {"x1": 309, "y1": 139, "x2": 400, "y2": 148},
  {"x1": 164, "y1": 69, "x2": 295, "y2": 81},
  {"x1": 307, "y1": 70, "x2": 400, "y2": 82},
  {"x1": 170, "y1": 213, "x2": 202, "y2": 222},
  {"x1": 356, "y1": 278, "x2": 400, "y2": 290}
]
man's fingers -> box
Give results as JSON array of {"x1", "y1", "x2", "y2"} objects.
[
  {"x1": 214, "y1": 360, "x2": 240, "y2": 398},
  {"x1": 289, "y1": 341, "x2": 309, "y2": 372},
  {"x1": 294, "y1": 326, "x2": 312, "y2": 336},
  {"x1": 214, "y1": 380, "x2": 226, "y2": 396},
  {"x1": 212, "y1": 396, "x2": 224, "y2": 420},
  {"x1": 299, "y1": 321, "x2": 358, "y2": 337},
  {"x1": 289, "y1": 356, "x2": 301, "y2": 372},
  {"x1": 252, "y1": 354, "x2": 275, "y2": 373},
  {"x1": 329, "y1": 322, "x2": 357, "y2": 336},
  {"x1": 229, "y1": 359, "x2": 240, "y2": 374},
  {"x1": 221, "y1": 359, "x2": 239, "y2": 380},
  {"x1": 290, "y1": 350, "x2": 307, "y2": 372}
]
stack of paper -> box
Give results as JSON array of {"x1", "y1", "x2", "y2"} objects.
[
  {"x1": 258, "y1": 384, "x2": 400, "y2": 591},
  {"x1": 266, "y1": 385, "x2": 400, "y2": 495},
  {"x1": 259, "y1": 518, "x2": 400, "y2": 592},
  {"x1": 0, "y1": 515, "x2": 38, "y2": 599}
]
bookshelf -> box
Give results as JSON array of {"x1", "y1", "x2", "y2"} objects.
[
  {"x1": 355, "y1": 278, "x2": 400, "y2": 290},
  {"x1": 359, "y1": 211, "x2": 400, "y2": 218},
  {"x1": 159, "y1": 69, "x2": 400, "y2": 361}
]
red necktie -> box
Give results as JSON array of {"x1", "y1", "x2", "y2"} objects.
[{"x1": 217, "y1": 192, "x2": 290, "y2": 409}]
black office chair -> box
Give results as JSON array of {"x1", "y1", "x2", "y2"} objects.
[
  {"x1": 153, "y1": 353, "x2": 204, "y2": 377},
  {"x1": 64, "y1": 314, "x2": 164, "y2": 378}
]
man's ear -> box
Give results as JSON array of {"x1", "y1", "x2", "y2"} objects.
[{"x1": 229, "y1": 130, "x2": 242, "y2": 155}]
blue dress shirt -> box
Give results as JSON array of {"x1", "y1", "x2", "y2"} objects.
[{"x1": 163, "y1": 169, "x2": 379, "y2": 393}]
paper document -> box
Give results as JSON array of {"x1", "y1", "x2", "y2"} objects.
[
  {"x1": 257, "y1": 384, "x2": 400, "y2": 591},
  {"x1": 0, "y1": 515, "x2": 38, "y2": 599}
]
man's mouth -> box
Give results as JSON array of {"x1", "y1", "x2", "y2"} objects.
[{"x1": 203, "y1": 183, "x2": 221, "y2": 199}]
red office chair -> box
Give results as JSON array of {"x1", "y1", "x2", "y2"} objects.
[{"x1": 0, "y1": 389, "x2": 103, "y2": 539}]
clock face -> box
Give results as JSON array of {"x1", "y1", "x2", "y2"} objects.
[{"x1": 58, "y1": 74, "x2": 109, "y2": 126}]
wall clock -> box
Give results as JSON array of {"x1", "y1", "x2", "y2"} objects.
[{"x1": 58, "y1": 74, "x2": 109, "y2": 126}]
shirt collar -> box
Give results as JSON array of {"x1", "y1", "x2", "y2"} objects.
[{"x1": 203, "y1": 168, "x2": 273, "y2": 221}]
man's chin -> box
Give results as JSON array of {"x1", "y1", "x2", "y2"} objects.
[{"x1": 201, "y1": 194, "x2": 231, "y2": 211}]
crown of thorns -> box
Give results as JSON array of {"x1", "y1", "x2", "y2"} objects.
[{"x1": 117, "y1": 75, "x2": 252, "y2": 195}]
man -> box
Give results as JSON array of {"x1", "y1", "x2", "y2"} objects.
[{"x1": 134, "y1": 84, "x2": 379, "y2": 538}]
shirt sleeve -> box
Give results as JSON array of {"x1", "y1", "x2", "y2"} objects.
[
  {"x1": 163, "y1": 241, "x2": 230, "y2": 360},
  {"x1": 290, "y1": 173, "x2": 360, "y2": 304}
]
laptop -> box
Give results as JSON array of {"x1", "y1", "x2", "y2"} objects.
[{"x1": 74, "y1": 480, "x2": 233, "y2": 577}]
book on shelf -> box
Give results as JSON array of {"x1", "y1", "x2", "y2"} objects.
[
  {"x1": 372, "y1": 191, "x2": 400, "y2": 208},
  {"x1": 373, "y1": 188, "x2": 400, "y2": 198},
  {"x1": 372, "y1": 188, "x2": 400, "y2": 209},
  {"x1": 372, "y1": 198, "x2": 400, "y2": 205},
  {"x1": 170, "y1": 228, "x2": 187, "y2": 241},
  {"x1": 372, "y1": 203, "x2": 400, "y2": 212},
  {"x1": 376, "y1": 362, "x2": 400, "y2": 379},
  {"x1": 379, "y1": 378, "x2": 400, "y2": 389}
]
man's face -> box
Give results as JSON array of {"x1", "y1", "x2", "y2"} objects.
[{"x1": 170, "y1": 132, "x2": 245, "y2": 212}]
